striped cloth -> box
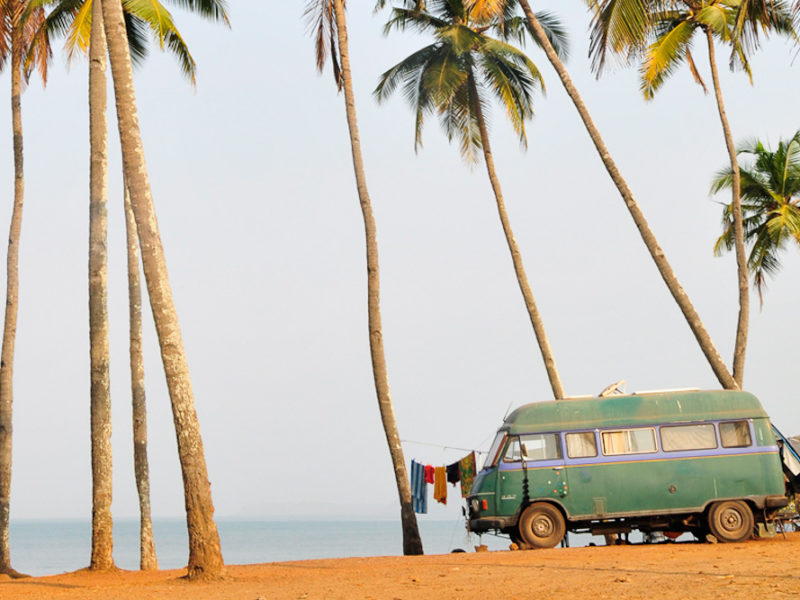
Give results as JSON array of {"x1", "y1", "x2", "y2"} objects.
[{"x1": 410, "y1": 459, "x2": 428, "y2": 514}]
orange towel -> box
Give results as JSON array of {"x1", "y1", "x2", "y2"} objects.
[{"x1": 433, "y1": 466, "x2": 447, "y2": 505}]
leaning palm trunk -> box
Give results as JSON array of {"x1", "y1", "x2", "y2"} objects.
[
  {"x1": 517, "y1": 0, "x2": 737, "y2": 390},
  {"x1": 0, "y1": 26, "x2": 27, "y2": 580},
  {"x1": 467, "y1": 70, "x2": 565, "y2": 400},
  {"x1": 332, "y1": 0, "x2": 423, "y2": 555},
  {"x1": 88, "y1": 0, "x2": 114, "y2": 571},
  {"x1": 100, "y1": 0, "x2": 224, "y2": 579},
  {"x1": 124, "y1": 186, "x2": 158, "y2": 571},
  {"x1": 705, "y1": 28, "x2": 748, "y2": 388}
]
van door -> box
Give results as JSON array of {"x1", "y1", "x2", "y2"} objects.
[{"x1": 497, "y1": 433, "x2": 568, "y2": 518}]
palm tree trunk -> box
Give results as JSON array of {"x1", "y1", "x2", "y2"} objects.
[
  {"x1": 332, "y1": 0, "x2": 423, "y2": 556},
  {"x1": 467, "y1": 70, "x2": 565, "y2": 400},
  {"x1": 100, "y1": 0, "x2": 224, "y2": 579},
  {"x1": 124, "y1": 186, "x2": 158, "y2": 571},
  {"x1": 518, "y1": 0, "x2": 738, "y2": 390},
  {"x1": 0, "y1": 21, "x2": 28, "y2": 580},
  {"x1": 88, "y1": 0, "x2": 114, "y2": 571},
  {"x1": 705, "y1": 28, "x2": 748, "y2": 388}
]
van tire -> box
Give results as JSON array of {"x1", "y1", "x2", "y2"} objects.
[
  {"x1": 518, "y1": 503, "x2": 565, "y2": 549},
  {"x1": 707, "y1": 500, "x2": 754, "y2": 543}
]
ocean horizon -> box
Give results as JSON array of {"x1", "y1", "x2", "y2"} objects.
[{"x1": 8, "y1": 518, "x2": 512, "y2": 577}]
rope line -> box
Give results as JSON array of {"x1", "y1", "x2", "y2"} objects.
[{"x1": 400, "y1": 439, "x2": 486, "y2": 455}]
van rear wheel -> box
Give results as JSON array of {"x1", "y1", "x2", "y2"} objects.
[
  {"x1": 518, "y1": 503, "x2": 565, "y2": 549},
  {"x1": 707, "y1": 500, "x2": 753, "y2": 543}
]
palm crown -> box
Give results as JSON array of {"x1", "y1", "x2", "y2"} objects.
[
  {"x1": 586, "y1": 0, "x2": 796, "y2": 98},
  {"x1": 374, "y1": 0, "x2": 567, "y2": 163},
  {"x1": 31, "y1": 0, "x2": 229, "y2": 84},
  {"x1": 1, "y1": 0, "x2": 50, "y2": 83},
  {"x1": 712, "y1": 131, "x2": 800, "y2": 303}
]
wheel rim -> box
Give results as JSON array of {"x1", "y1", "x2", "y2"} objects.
[
  {"x1": 718, "y1": 507, "x2": 744, "y2": 534},
  {"x1": 531, "y1": 514, "x2": 555, "y2": 538}
]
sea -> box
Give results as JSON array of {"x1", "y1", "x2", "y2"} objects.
[{"x1": 8, "y1": 518, "x2": 515, "y2": 577}]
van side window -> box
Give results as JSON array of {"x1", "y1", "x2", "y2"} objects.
[
  {"x1": 504, "y1": 433, "x2": 561, "y2": 462},
  {"x1": 660, "y1": 424, "x2": 717, "y2": 452},
  {"x1": 719, "y1": 421, "x2": 752, "y2": 448},
  {"x1": 566, "y1": 432, "x2": 597, "y2": 458},
  {"x1": 601, "y1": 428, "x2": 657, "y2": 455}
]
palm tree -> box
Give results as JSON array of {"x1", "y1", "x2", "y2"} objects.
[
  {"x1": 374, "y1": 0, "x2": 568, "y2": 400},
  {"x1": 101, "y1": 0, "x2": 226, "y2": 579},
  {"x1": 124, "y1": 186, "x2": 158, "y2": 570},
  {"x1": 305, "y1": 0, "x2": 424, "y2": 555},
  {"x1": 455, "y1": 0, "x2": 739, "y2": 390},
  {"x1": 712, "y1": 131, "x2": 800, "y2": 305},
  {"x1": 0, "y1": 0, "x2": 49, "y2": 579},
  {"x1": 87, "y1": 0, "x2": 114, "y2": 570},
  {"x1": 37, "y1": 0, "x2": 227, "y2": 572},
  {"x1": 585, "y1": 0, "x2": 796, "y2": 388}
]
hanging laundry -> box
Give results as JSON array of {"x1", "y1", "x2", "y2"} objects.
[
  {"x1": 424, "y1": 464, "x2": 435, "y2": 485},
  {"x1": 410, "y1": 460, "x2": 428, "y2": 514},
  {"x1": 446, "y1": 461, "x2": 460, "y2": 486},
  {"x1": 459, "y1": 451, "x2": 476, "y2": 498},
  {"x1": 433, "y1": 466, "x2": 447, "y2": 504}
]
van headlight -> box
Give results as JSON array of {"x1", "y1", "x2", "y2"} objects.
[{"x1": 470, "y1": 499, "x2": 480, "y2": 513}]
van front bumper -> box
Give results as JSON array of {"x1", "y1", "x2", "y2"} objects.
[{"x1": 468, "y1": 516, "x2": 516, "y2": 534}]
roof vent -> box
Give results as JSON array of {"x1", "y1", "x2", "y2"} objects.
[{"x1": 598, "y1": 379, "x2": 626, "y2": 397}]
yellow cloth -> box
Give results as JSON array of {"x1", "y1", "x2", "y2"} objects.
[{"x1": 433, "y1": 466, "x2": 447, "y2": 505}]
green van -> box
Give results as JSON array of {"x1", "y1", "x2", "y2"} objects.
[{"x1": 466, "y1": 390, "x2": 789, "y2": 547}]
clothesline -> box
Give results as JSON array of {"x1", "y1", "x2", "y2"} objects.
[{"x1": 400, "y1": 439, "x2": 487, "y2": 455}]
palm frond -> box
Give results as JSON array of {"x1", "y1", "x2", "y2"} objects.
[
  {"x1": 587, "y1": 0, "x2": 653, "y2": 74},
  {"x1": 382, "y1": 6, "x2": 448, "y2": 35},
  {"x1": 440, "y1": 78, "x2": 482, "y2": 163},
  {"x1": 374, "y1": 43, "x2": 444, "y2": 151},
  {"x1": 436, "y1": 23, "x2": 482, "y2": 55},
  {"x1": 161, "y1": 21, "x2": 196, "y2": 84},
  {"x1": 684, "y1": 47, "x2": 708, "y2": 93},
  {"x1": 125, "y1": 12, "x2": 150, "y2": 67},
  {"x1": 732, "y1": 0, "x2": 798, "y2": 56},
  {"x1": 470, "y1": 0, "x2": 506, "y2": 25},
  {"x1": 304, "y1": 0, "x2": 334, "y2": 73},
  {"x1": 60, "y1": 0, "x2": 91, "y2": 63},
  {"x1": 22, "y1": 5, "x2": 51, "y2": 83},
  {"x1": 696, "y1": 4, "x2": 732, "y2": 41},
  {"x1": 478, "y1": 37, "x2": 542, "y2": 146},
  {"x1": 124, "y1": 0, "x2": 197, "y2": 82},
  {"x1": 159, "y1": 0, "x2": 229, "y2": 25},
  {"x1": 374, "y1": 42, "x2": 441, "y2": 102},
  {"x1": 529, "y1": 10, "x2": 569, "y2": 61},
  {"x1": 640, "y1": 18, "x2": 694, "y2": 99},
  {"x1": 421, "y1": 42, "x2": 468, "y2": 106}
]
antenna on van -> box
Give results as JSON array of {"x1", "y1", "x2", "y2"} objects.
[{"x1": 502, "y1": 402, "x2": 513, "y2": 422}]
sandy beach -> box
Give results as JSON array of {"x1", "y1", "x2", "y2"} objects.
[{"x1": 1, "y1": 531, "x2": 798, "y2": 599}]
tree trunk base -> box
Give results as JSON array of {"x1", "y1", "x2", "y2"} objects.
[
  {"x1": 87, "y1": 563, "x2": 120, "y2": 573},
  {"x1": 1, "y1": 566, "x2": 30, "y2": 579},
  {"x1": 183, "y1": 566, "x2": 227, "y2": 582}
]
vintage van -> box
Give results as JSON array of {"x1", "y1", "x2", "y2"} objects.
[{"x1": 466, "y1": 390, "x2": 790, "y2": 547}]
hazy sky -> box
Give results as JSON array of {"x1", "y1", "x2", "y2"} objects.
[{"x1": 0, "y1": 1, "x2": 798, "y2": 529}]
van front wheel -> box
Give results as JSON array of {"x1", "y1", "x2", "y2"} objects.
[
  {"x1": 518, "y1": 503, "x2": 565, "y2": 549},
  {"x1": 707, "y1": 500, "x2": 753, "y2": 543}
]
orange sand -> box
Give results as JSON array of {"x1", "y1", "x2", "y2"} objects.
[{"x1": 2, "y1": 532, "x2": 798, "y2": 599}]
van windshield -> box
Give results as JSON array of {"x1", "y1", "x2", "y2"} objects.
[{"x1": 484, "y1": 432, "x2": 506, "y2": 469}]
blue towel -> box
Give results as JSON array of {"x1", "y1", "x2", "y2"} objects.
[{"x1": 410, "y1": 459, "x2": 428, "y2": 514}]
